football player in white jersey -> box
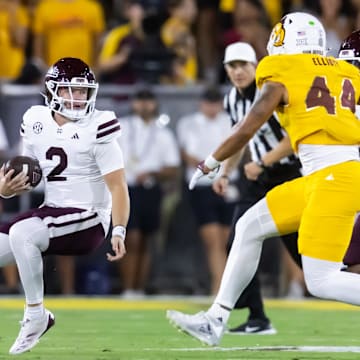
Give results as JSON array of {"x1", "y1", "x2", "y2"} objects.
[{"x1": 0, "y1": 57, "x2": 130, "y2": 355}]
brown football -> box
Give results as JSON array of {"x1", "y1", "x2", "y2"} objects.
[{"x1": 5, "y1": 155, "x2": 42, "y2": 188}]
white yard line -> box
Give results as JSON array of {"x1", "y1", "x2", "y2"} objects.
[{"x1": 144, "y1": 346, "x2": 360, "y2": 353}]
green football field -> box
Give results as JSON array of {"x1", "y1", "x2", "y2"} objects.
[{"x1": 0, "y1": 297, "x2": 359, "y2": 360}]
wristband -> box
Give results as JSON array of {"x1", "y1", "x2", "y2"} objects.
[
  {"x1": 204, "y1": 155, "x2": 221, "y2": 170},
  {"x1": 112, "y1": 225, "x2": 126, "y2": 240}
]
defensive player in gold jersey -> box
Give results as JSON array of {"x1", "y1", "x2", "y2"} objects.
[{"x1": 167, "y1": 12, "x2": 360, "y2": 346}]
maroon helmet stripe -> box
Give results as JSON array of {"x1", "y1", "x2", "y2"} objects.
[
  {"x1": 97, "y1": 119, "x2": 119, "y2": 131},
  {"x1": 96, "y1": 125, "x2": 120, "y2": 139}
]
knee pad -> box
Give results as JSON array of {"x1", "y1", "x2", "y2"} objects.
[
  {"x1": 234, "y1": 198, "x2": 279, "y2": 243},
  {"x1": 9, "y1": 217, "x2": 49, "y2": 252},
  {"x1": 302, "y1": 255, "x2": 343, "y2": 299}
]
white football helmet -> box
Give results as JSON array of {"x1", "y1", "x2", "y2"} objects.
[{"x1": 267, "y1": 12, "x2": 326, "y2": 56}]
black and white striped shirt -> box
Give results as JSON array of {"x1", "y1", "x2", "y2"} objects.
[{"x1": 224, "y1": 83, "x2": 298, "y2": 165}]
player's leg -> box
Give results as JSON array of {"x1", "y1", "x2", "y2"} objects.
[
  {"x1": 299, "y1": 162, "x2": 360, "y2": 304},
  {"x1": 212, "y1": 176, "x2": 305, "y2": 311},
  {"x1": 7, "y1": 206, "x2": 105, "y2": 354},
  {"x1": 167, "y1": 176, "x2": 306, "y2": 345},
  {"x1": 9, "y1": 218, "x2": 49, "y2": 305},
  {"x1": 167, "y1": 198, "x2": 283, "y2": 345},
  {"x1": 7, "y1": 216, "x2": 53, "y2": 355},
  {"x1": 229, "y1": 196, "x2": 276, "y2": 334}
]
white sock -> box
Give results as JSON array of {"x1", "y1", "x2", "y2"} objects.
[
  {"x1": 207, "y1": 303, "x2": 230, "y2": 324},
  {"x1": 25, "y1": 304, "x2": 44, "y2": 320}
]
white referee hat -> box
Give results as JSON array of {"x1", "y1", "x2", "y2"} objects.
[{"x1": 223, "y1": 42, "x2": 257, "y2": 64}]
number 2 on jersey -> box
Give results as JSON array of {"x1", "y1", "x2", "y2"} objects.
[
  {"x1": 305, "y1": 76, "x2": 355, "y2": 114},
  {"x1": 46, "y1": 147, "x2": 67, "y2": 181}
]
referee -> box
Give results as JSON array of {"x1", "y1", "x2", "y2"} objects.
[{"x1": 213, "y1": 42, "x2": 303, "y2": 334}]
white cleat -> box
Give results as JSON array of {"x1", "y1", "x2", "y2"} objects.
[
  {"x1": 166, "y1": 310, "x2": 225, "y2": 346},
  {"x1": 9, "y1": 309, "x2": 55, "y2": 355}
]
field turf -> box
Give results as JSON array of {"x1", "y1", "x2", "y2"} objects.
[{"x1": 0, "y1": 297, "x2": 359, "y2": 359}]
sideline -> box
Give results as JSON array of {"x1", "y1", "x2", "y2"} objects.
[{"x1": 0, "y1": 296, "x2": 357, "y2": 311}]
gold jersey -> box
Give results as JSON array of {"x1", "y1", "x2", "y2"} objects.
[{"x1": 256, "y1": 54, "x2": 360, "y2": 151}]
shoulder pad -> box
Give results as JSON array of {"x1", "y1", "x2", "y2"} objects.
[
  {"x1": 94, "y1": 110, "x2": 121, "y2": 143},
  {"x1": 256, "y1": 55, "x2": 292, "y2": 89},
  {"x1": 21, "y1": 105, "x2": 49, "y2": 137},
  {"x1": 23, "y1": 106, "x2": 49, "y2": 123}
]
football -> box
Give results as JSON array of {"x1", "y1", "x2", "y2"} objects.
[{"x1": 5, "y1": 155, "x2": 42, "y2": 188}]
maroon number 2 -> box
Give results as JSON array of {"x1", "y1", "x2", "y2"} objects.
[{"x1": 46, "y1": 147, "x2": 67, "y2": 181}]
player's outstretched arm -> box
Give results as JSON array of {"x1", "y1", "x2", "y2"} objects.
[
  {"x1": 104, "y1": 168, "x2": 130, "y2": 261},
  {"x1": 189, "y1": 81, "x2": 285, "y2": 190},
  {"x1": 212, "y1": 81, "x2": 285, "y2": 163}
]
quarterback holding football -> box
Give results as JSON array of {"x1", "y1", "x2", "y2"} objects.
[{"x1": 0, "y1": 57, "x2": 130, "y2": 354}]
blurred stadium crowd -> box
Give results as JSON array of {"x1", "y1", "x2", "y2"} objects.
[
  {"x1": 2, "y1": 0, "x2": 360, "y2": 86},
  {"x1": 0, "y1": 0, "x2": 359, "y2": 298}
]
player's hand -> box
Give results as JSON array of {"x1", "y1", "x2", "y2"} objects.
[
  {"x1": 106, "y1": 235, "x2": 126, "y2": 262},
  {"x1": 244, "y1": 161, "x2": 264, "y2": 181},
  {"x1": 189, "y1": 167, "x2": 206, "y2": 190},
  {"x1": 212, "y1": 175, "x2": 229, "y2": 196},
  {"x1": 0, "y1": 164, "x2": 30, "y2": 197},
  {"x1": 189, "y1": 157, "x2": 221, "y2": 190}
]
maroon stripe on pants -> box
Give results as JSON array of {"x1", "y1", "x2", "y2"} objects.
[{"x1": 0, "y1": 206, "x2": 106, "y2": 256}]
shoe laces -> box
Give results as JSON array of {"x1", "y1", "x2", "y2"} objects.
[{"x1": 16, "y1": 317, "x2": 41, "y2": 341}]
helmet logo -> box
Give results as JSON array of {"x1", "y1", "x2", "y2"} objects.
[
  {"x1": 271, "y1": 22, "x2": 285, "y2": 47},
  {"x1": 47, "y1": 66, "x2": 59, "y2": 78}
]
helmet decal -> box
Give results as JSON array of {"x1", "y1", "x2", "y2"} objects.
[{"x1": 271, "y1": 22, "x2": 285, "y2": 48}]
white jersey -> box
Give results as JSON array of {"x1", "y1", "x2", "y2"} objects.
[{"x1": 20, "y1": 105, "x2": 124, "y2": 230}]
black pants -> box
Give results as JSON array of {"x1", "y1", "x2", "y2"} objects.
[{"x1": 230, "y1": 163, "x2": 302, "y2": 314}]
